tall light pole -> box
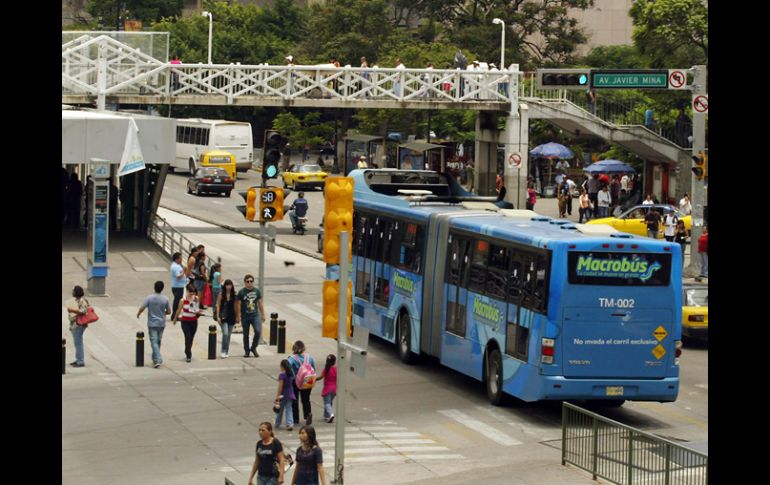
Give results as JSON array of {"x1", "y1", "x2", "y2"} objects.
[
  {"x1": 202, "y1": 11, "x2": 213, "y2": 64},
  {"x1": 492, "y1": 18, "x2": 505, "y2": 69}
]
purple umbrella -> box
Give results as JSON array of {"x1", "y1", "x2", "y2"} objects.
[
  {"x1": 584, "y1": 159, "x2": 636, "y2": 174},
  {"x1": 530, "y1": 142, "x2": 574, "y2": 159}
]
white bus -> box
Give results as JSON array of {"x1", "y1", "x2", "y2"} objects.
[{"x1": 173, "y1": 119, "x2": 253, "y2": 173}]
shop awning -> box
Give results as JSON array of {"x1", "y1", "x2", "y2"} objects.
[{"x1": 399, "y1": 141, "x2": 445, "y2": 152}]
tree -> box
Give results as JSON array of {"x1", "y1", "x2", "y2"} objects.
[
  {"x1": 86, "y1": 0, "x2": 183, "y2": 26},
  {"x1": 273, "y1": 112, "x2": 335, "y2": 151},
  {"x1": 630, "y1": 0, "x2": 708, "y2": 69}
]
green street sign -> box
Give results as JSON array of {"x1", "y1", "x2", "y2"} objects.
[{"x1": 591, "y1": 70, "x2": 668, "y2": 89}]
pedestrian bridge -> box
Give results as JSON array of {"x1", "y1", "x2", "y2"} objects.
[{"x1": 62, "y1": 33, "x2": 686, "y2": 165}]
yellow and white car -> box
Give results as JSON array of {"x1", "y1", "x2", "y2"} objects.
[
  {"x1": 587, "y1": 204, "x2": 692, "y2": 238},
  {"x1": 282, "y1": 164, "x2": 328, "y2": 191},
  {"x1": 682, "y1": 284, "x2": 708, "y2": 341}
]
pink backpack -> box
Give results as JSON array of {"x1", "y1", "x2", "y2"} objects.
[{"x1": 294, "y1": 354, "x2": 316, "y2": 390}]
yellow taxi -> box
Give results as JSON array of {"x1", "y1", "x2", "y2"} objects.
[
  {"x1": 282, "y1": 163, "x2": 328, "y2": 191},
  {"x1": 682, "y1": 284, "x2": 708, "y2": 341},
  {"x1": 200, "y1": 150, "x2": 237, "y2": 180},
  {"x1": 587, "y1": 204, "x2": 691, "y2": 238}
]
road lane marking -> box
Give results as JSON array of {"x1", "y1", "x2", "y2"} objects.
[{"x1": 439, "y1": 409, "x2": 523, "y2": 446}]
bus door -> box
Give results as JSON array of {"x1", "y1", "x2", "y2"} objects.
[
  {"x1": 562, "y1": 251, "x2": 675, "y2": 379},
  {"x1": 442, "y1": 234, "x2": 471, "y2": 369}
]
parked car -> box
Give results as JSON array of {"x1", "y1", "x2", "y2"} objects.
[
  {"x1": 682, "y1": 284, "x2": 708, "y2": 341},
  {"x1": 187, "y1": 167, "x2": 234, "y2": 197},
  {"x1": 282, "y1": 163, "x2": 328, "y2": 190},
  {"x1": 586, "y1": 204, "x2": 691, "y2": 238}
]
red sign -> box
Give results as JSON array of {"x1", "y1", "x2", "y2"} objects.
[{"x1": 692, "y1": 95, "x2": 708, "y2": 114}]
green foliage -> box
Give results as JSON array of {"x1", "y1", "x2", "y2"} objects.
[
  {"x1": 86, "y1": 0, "x2": 183, "y2": 26},
  {"x1": 273, "y1": 112, "x2": 335, "y2": 149},
  {"x1": 630, "y1": 0, "x2": 708, "y2": 69},
  {"x1": 579, "y1": 45, "x2": 648, "y2": 69}
]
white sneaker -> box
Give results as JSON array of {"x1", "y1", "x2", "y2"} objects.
[{"x1": 221, "y1": 352, "x2": 228, "y2": 358}]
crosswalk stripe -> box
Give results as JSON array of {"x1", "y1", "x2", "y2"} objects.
[
  {"x1": 439, "y1": 409, "x2": 523, "y2": 446},
  {"x1": 475, "y1": 405, "x2": 559, "y2": 441},
  {"x1": 286, "y1": 303, "x2": 323, "y2": 323}
]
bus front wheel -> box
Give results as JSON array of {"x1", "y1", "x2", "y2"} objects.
[
  {"x1": 397, "y1": 312, "x2": 416, "y2": 365},
  {"x1": 486, "y1": 349, "x2": 505, "y2": 406}
]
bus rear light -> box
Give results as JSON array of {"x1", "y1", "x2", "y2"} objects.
[
  {"x1": 616, "y1": 244, "x2": 624, "y2": 248},
  {"x1": 688, "y1": 315, "x2": 705, "y2": 322},
  {"x1": 631, "y1": 244, "x2": 639, "y2": 249},
  {"x1": 541, "y1": 338, "x2": 555, "y2": 364},
  {"x1": 569, "y1": 245, "x2": 576, "y2": 249},
  {"x1": 663, "y1": 246, "x2": 671, "y2": 251},
  {"x1": 602, "y1": 244, "x2": 609, "y2": 248}
]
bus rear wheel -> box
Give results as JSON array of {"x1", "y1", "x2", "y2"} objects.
[
  {"x1": 486, "y1": 349, "x2": 505, "y2": 406},
  {"x1": 397, "y1": 312, "x2": 416, "y2": 365}
]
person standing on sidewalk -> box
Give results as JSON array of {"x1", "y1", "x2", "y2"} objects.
[
  {"x1": 170, "y1": 252, "x2": 186, "y2": 322},
  {"x1": 578, "y1": 189, "x2": 591, "y2": 223},
  {"x1": 292, "y1": 425, "x2": 326, "y2": 485},
  {"x1": 275, "y1": 359, "x2": 296, "y2": 432},
  {"x1": 644, "y1": 209, "x2": 662, "y2": 239},
  {"x1": 316, "y1": 354, "x2": 337, "y2": 423},
  {"x1": 209, "y1": 262, "x2": 223, "y2": 318},
  {"x1": 216, "y1": 279, "x2": 237, "y2": 358},
  {"x1": 137, "y1": 281, "x2": 172, "y2": 368},
  {"x1": 697, "y1": 226, "x2": 708, "y2": 279},
  {"x1": 236, "y1": 274, "x2": 266, "y2": 358},
  {"x1": 248, "y1": 422, "x2": 287, "y2": 485},
  {"x1": 186, "y1": 245, "x2": 204, "y2": 281},
  {"x1": 674, "y1": 220, "x2": 688, "y2": 264},
  {"x1": 289, "y1": 341, "x2": 316, "y2": 426},
  {"x1": 66, "y1": 285, "x2": 89, "y2": 367},
  {"x1": 173, "y1": 283, "x2": 204, "y2": 363}
]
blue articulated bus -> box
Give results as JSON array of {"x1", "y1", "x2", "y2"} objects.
[{"x1": 349, "y1": 169, "x2": 682, "y2": 406}]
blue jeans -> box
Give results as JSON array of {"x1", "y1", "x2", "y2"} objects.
[
  {"x1": 275, "y1": 397, "x2": 295, "y2": 428},
  {"x1": 257, "y1": 477, "x2": 278, "y2": 485},
  {"x1": 323, "y1": 392, "x2": 336, "y2": 419},
  {"x1": 211, "y1": 287, "x2": 220, "y2": 316},
  {"x1": 699, "y1": 252, "x2": 708, "y2": 277},
  {"x1": 220, "y1": 321, "x2": 234, "y2": 353},
  {"x1": 71, "y1": 324, "x2": 87, "y2": 365},
  {"x1": 148, "y1": 326, "x2": 164, "y2": 364},
  {"x1": 242, "y1": 314, "x2": 261, "y2": 354}
]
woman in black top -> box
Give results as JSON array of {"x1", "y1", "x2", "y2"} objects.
[
  {"x1": 673, "y1": 220, "x2": 688, "y2": 263},
  {"x1": 248, "y1": 422, "x2": 286, "y2": 485},
  {"x1": 292, "y1": 425, "x2": 326, "y2": 485},
  {"x1": 216, "y1": 279, "x2": 237, "y2": 358}
]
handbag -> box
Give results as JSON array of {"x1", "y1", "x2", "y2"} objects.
[
  {"x1": 202, "y1": 284, "x2": 213, "y2": 307},
  {"x1": 76, "y1": 307, "x2": 99, "y2": 326}
]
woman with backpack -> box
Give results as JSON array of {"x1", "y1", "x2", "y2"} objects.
[{"x1": 289, "y1": 341, "x2": 316, "y2": 426}]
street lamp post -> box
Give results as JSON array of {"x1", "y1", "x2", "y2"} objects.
[
  {"x1": 202, "y1": 11, "x2": 212, "y2": 64},
  {"x1": 492, "y1": 18, "x2": 505, "y2": 69}
]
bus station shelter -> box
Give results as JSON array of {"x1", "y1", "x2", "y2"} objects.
[
  {"x1": 343, "y1": 133, "x2": 383, "y2": 174},
  {"x1": 398, "y1": 141, "x2": 446, "y2": 172}
]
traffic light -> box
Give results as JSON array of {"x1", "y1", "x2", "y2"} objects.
[
  {"x1": 691, "y1": 151, "x2": 707, "y2": 180},
  {"x1": 259, "y1": 187, "x2": 285, "y2": 222},
  {"x1": 323, "y1": 177, "x2": 354, "y2": 264},
  {"x1": 263, "y1": 130, "x2": 284, "y2": 180},
  {"x1": 236, "y1": 186, "x2": 259, "y2": 221},
  {"x1": 322, "y1": 280, "x2": 352, "y2": 339},
  {"x1": 536, "y1": 68, "x2": 591, "y2": 90}
]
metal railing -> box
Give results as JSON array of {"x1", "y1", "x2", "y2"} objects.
[
  {"x1": 562, "y1": 402, "x2": 707, "y2": 485},
  {"x1": 147, "y1": 213, "x2": 197, "y2": 261}
]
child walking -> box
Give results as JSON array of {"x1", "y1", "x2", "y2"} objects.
[
  {"x1": 275, "y1": 359, "x2": 296, "y2": 431},
  {"x1": 316, "y1": 354, "x2": 337, "y2": 423}
]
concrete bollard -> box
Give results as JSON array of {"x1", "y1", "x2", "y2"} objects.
[
  {"x1": 208, "y1": 325, "x2": 217, "y2": 360},
  {"x1": 270, "y1": 312, "x2": 278, "y2": 345},
  {"x1": 277, "y1": 320, "x2": 286, "y2": 354},
  {"x1": 136, "y1": 331, "x2": 145, "y2": 367},
  {"x1": 62, "y1": 338, "x2": 66, "y2": 375}
]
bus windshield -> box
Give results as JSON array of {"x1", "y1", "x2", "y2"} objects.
[{"x1": 567, "y1": 251, "x2": 671, "y2": 286}]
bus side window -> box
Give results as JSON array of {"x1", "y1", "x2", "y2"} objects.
[
  {"x1": 533, "y1": 253, "x2": 549, "y2": 312},
  {"x1": 468, "y1": 239, "x2": 489, "y2": 294},
  {"x1": 176, "y1": 126, "x2": 183, "y2": 143},
  {"x1": 354, "y1": 213, "x2": 369, "y2": 299},
  {"x1": 202, "y1": 128, "x2": 210, "y2": 146},
  {"x1": 373, "y1": 217, "x2": 391, "y2": 306},
  {"x1": 507, "y1": 252, "x2": 522, "y2": 302},
  {"x1": 485, "y1": 245, "x2": 508, "y2": 299}
]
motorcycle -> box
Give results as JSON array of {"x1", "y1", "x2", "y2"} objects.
[{"x1": 292, "y1": 215, "x2": 308, "y2": 235}]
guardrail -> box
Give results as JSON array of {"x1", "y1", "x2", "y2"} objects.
[
  {"x1": 147, "y1": 213, "x2": 197, "y2": 260},
  {"x1": 562, "y1": 402, "x2": 707, "y2": 484}
]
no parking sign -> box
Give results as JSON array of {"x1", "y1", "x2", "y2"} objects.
[{"x1": 508, "y1": 153, "x2": 522, "y2": 169}]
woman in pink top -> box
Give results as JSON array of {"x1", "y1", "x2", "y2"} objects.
[{"x1": 316, "y1": 354, "x2": 337, "y2": 423}]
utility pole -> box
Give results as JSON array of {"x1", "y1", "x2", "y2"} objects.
[{"x1": 687, "y1": 65, "x2": 707, "y2": 278}]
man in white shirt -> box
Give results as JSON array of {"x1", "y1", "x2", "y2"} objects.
[
  {"x1": 678, "y1": 193, "x2": 692, "y2": 215},
  {"x1": 620, "y1": 174, "x2": 629, "y2": 191},
  {"x1": 642, "y1": 194, "x2": 654, "y2": 205},
  {"x1": 597, "y1": 185, "x2": 612, "y2": 217},
  {"x1": 556, "y1": 159, "x2": 570, "y2": 172},
  {"x1": 663, "y1": 211, "x2": 679, "y2": 242}
]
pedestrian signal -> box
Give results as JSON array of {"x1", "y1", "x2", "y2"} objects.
[
  {"x1": 691, "y1": 151, "x2": 707, "y2": 180},
  {"x1": 536, "y1": 68, "x2": 591, "y2": 90},
  {"x1": 236, "y1": 187, "x2": 259, "y2": 221},
  {"x1": 259, "y1": 188, "x2": 285, "y2": 222},
  {"x1": 323, "y1": 177, "x2": 354, "y2": 265},
  {"x1": 322, "y1": 280, "x2": 352, "y2": 339}
]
